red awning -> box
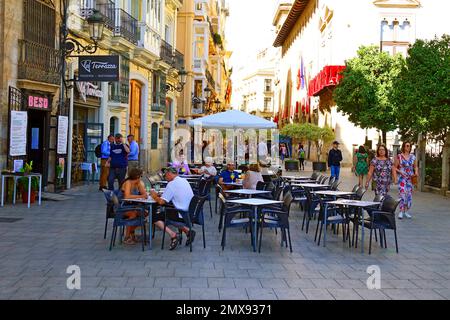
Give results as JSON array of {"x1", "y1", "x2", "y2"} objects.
[{"x1": 308, "y1": 65, "x2": 345, "y2": 97}]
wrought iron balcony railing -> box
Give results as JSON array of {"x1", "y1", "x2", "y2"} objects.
[
  {"x1": 160, "y1": 39, "x2": 174, "y2": 65},
  {"x1": 114, "y1": 9, "x2": 139, "y2": 44},
  {"x1": 173, "y1": 49, "x2": 184, "y2": 71},
  {"x1": 151, "y1": 103, "x2": 166, "y2": 113},
  {"x1": 18, "y1": 39, "x2": 60, "y2": 85}
]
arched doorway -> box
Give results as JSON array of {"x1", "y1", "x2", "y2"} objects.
[{"x1": 130, "y1": 80, "x2": 142, "y2": 142}]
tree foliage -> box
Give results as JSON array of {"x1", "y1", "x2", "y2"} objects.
[
  {"x1": 333, "y1": 46, "x2": 405, "y2": 137},
  {"x1": 280, "y1": 123, "x2": 335, "y2": 161},
  {"x1": 392, "y1": 35, "x2": 450, "y2": 143}
]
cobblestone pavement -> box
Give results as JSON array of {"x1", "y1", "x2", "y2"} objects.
[{"x1": 0, "y1": 167, "x2": 449, "y2": 300}]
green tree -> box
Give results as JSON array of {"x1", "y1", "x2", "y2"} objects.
[
  {"x1": 333, "y1": 46, "x2": 404, "y2": 143},
  {"x1": 392, "y1": 35, "x2": 450, "y2": 191},
  {"x1": 281, "y1": 123, "x2": 335, "y2": 162}
]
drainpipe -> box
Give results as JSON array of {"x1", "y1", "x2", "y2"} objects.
[{"x1": 66, "y1": 61, "x2": 75, "y2": 190}]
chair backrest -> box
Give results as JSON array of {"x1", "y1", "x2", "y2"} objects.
[
  {"x1": 351, "y1": 184, "x2": 359, "y2": 193},
  {"x1": 256, "y1": 181, "x2": 266, "y2": 191},
  {"x1": 188, "y1": 195, "x2": 207, "y2": 225},
  {"x1": 142, "y1": 175, "x2": 152, "y2": 189},
  {"x1": 355, "y1": 186, "x2": 367, "y2": 200},
  {"x1": 273, "y1": 185, "x2": 284, "y2": 201},
  {"x1": 311, "y1": 172, "x2": 320, "y2": 180},
  {"x1": 373, "y1": 194, "x2": 384, "y2": 204},
  {"x1": 321, "y1": 176, "x2": 329, "y2": 185},
  {"x1": 330, "y1": 180, "x2": 341, "y2": 191},
  {"x1": 281, "y1": 191, "x2": 294, "y2": 214},
  {"x1": 328, "y1": 176, "x2": 336, "y2": 186},
  {"x1": 380, "y1": 194, "x2": 400, "y2": 213},
  {"x1": 111, "y1": 193, "x2": 121, "y2": 207},
  {"x1": 316, "y1": 175, "x2": 324, "y2": 183}
]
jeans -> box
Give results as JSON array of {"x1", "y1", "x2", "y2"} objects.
[
  {"x1": 330, "y1": 165, "x2": 341, "y2": 180},
  {"x1": 108, "y1": 167, "x2": 127, "y2": 190}
]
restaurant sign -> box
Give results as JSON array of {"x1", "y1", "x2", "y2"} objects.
[
  {"x1": 76, "y1": 82, "x2": 104, "y2": 103},
  {"x1": 27, "y1": 95, "x2": 50, "y2": 110},
  {"x1": 78, "y1": 55, "x2": 120, "y2": 82}
]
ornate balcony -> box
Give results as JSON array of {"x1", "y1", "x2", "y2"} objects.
[
  {"x1": 114, "y1": 9, "x2": 139, "y2": 44},
  {"x1": 160, "y1": 39, "x2": 174, "y2": 65},
  {"x1": 18, "y1": 39, "x2": 60, "y2": 85}
]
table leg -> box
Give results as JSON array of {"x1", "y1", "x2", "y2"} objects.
[
  {"x1": 38, "y1": 175, "x2": 42, "y2": 206},
  {"x1": 148, "y1": 204, "x2": 153, "y2": 251},
  {"x1": 13, "y1": 177, "x2": 17, "y2": 205},
  {"x1": 253, "y1": 206, "x2": 258, "y2": 252},
  {"x1": 28, "y1": 176, "x2": 31, "y2": 208},
  {"x1": 360, "y1": 207, "x2": 364, "y2": 254},
  {"x1": 1, "y1": 176, "x2": 4, "y2": 207}
]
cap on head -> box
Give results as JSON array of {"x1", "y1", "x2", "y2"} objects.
[
  {"x1": 333, "y1": 141, "x2": 340, "y2": 145},
  {"x1": 164, "y1": 167, "x2": 178, "y2": 175}
]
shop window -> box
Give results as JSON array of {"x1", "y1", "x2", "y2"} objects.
[{"x1": 151, "y1": 123, "x2": 159, "y2": 150}]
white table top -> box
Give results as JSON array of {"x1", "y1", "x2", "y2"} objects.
[
  {"x1": 1, "y1": 172, "x2": 42, "y2": 177},
  {"x1": 228, "y1": 198, "x2": 283, "y2": 206},
  {"x1": 291, "y1": 180, "x2": 317, "y2": 185},
  {"x1": 123, "y1": 197, "x2": 156, "y2": 204},
  {"x1": 327, "y1": 199, "x2": 380, "y2": 207},
  {"x1": 282, "y1": 176, "x2": 312, "y2": 180},
  {"x1": 224, "y1": 182, "x2": 243, "y2": 186},
  {"x1": 180, "y1": 175, "x2": 202, "y2": 179},
  {"x1": 314, "y1": 191, "x2": 355, "y2": 196},
  {"x1": 296, "y1": 183, "x2": 330, "y2": 188},
  {"x1": 225, "y1": 189, "x2": 272, "y2": 195}
]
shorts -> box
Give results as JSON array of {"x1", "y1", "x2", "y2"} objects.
[{"x1": 152, "y1": 207, "x2": 185, "y2": 224}]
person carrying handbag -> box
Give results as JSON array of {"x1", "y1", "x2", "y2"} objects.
[{"x1": 393, "y1": 141, "x2": 419, "y2": 219}]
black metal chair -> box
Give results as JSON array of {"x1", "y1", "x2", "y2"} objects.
[
  {"x1": 219, "y1": 193, "x2": 254, "y2": 250},
  {"x1": 258, "y1": 192, "x2": 294, "y2": 253},
  {"x1": 106, "y1": 191, "x2": 147, "y2": 252},
  {"x1": 330, "y1": 180, "x2": 341, "y2": 191},
  {"x1": 328, "y1": 176, "x2": 336, "y2": 186},
  {"x1": 363, "y1": 195, "x2": 401, "y2": 254},
  {"x1": 311, "y1": 172, "x2": 320, "y2": 180},
  {"x1": 315, "y1": 196, "x2": 349, "y2": 247},
  {"x1": 303, "y1": 188, "x2": 320, "y2": 233},
  {"x1": 161, "y1": 195, "x2": 207, "y2": 252}
]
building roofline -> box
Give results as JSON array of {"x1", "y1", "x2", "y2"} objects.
[{"x1": 273, "y1": 0, "x2": 310, "y2": 47}]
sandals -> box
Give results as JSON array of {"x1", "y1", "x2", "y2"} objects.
[{"x1": 169, "y1": 237, "x2": 179, "y2": 250}]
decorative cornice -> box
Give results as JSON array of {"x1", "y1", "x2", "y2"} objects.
[{"x1": 373, "y1": 0, "x2": 420, "y2": 8}]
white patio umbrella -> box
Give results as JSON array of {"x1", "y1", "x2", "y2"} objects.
[{"x1": 188, "y1": 110, "x2": 276, "y2": 129}]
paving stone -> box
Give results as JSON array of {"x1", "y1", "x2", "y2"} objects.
[
  {"x1": 259, "y1": 278, "x2": 288, "y2": 289},
  {"x1": 383, "y1": 289, "x2": 418, "y2": 300},
  {"x1": 132, "y1": 288, "x2": 162, "y2": 300},
  {"x1": 72, "y1": 287, "x2": 106, "y2": 300},
  {"x1": 208, "y1": 278, "x2": 235, "y2": 288},
  {"x1": 218, "y1": 288, "x2": 249, "y2": 300},
  {"x1": 311, "y1": 279, "x2": 343, "y2": 289},
  {"x1": 274, "y1": 288, "x2": 307, "y2": 300},
  {"x1": 246, "y1": 288, "x2": 277, "y2": 300},
  {"x1": 125, "y1": 277, "x2": 155, "y2": 288},
  {"x1": 161, "y1": 288, "x2": 190, "y2": 300},
  {"x1": 233, "y1": 278, "x2": 262, "y2": 289},
  {"x1": 301, "y1": 289, "x2": 335, "y2": 300},
  {"x1": 182, "y1": 277, "x2": 208, "y2": 288},
  {"x1": 328, "y1": 289, "x2": 363, "y2": 300},
  {"x1": 154, "y1": 277, "x2": 182, "y2": 288},
  {"x1": 354, "y1": 289, "x2": 391, "y2": 300},
  {"x1": 408, "y1": 289, "x2": 446, "y2": 300},
  {"x1": 190, "y1": 288, "x2": 220, "y2": 300},
  {"x1": 101, "y1": 288, "x2": 134, "y2": 300}
]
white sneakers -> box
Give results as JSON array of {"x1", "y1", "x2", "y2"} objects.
[{"x1": 398, "y1": 211, "x2": 412, "y2": 219}]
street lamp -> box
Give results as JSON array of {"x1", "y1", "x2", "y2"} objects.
[
  {"x1": 165, "y1": 68, "x2": 188, "y2": 93},
  {"x1": 214, "y1": 98, "x2": 222, "y2": 112},
  {"x1": 204, "y1": 87, "x2": 212, "y2": 100}
]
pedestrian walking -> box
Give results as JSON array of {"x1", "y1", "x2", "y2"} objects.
[
  {"x1": 107, "y1": 134, "x2": 130, "y2": 190},
  {"x1": 353, "y1": 145, "x2": 369, "y2": 187},
  {"x1": 127, "y1": 134, "x2": 140, "y2": 170},
  {"x1": 393, "y1": 141, "x2": 419, "y2": 219},
  {"x1": 98, "y1": 135, "x2": 114, "y2": 191},
  {"x1": 280, "y1": 144, "x2": 288, "y2": 162},
  {"x1": 365, "y1": 144, "x2": 393, "y2": 196},
  {"x1": 328, "y1": 141, "x2": 343, "y2": 180},
  {"x1": 298, "y1": 144, "x2": 305, "y2": 171}
]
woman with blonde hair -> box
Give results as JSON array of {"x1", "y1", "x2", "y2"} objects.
[{"x1": 243, "y1": 163, "x2": 264, "y2": 190}]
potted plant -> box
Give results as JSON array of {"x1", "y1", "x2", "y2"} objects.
[
  {"x1": 284, "y1": 159, "x2": 300, "y2": 171},
  {"x1": 280, "y1": 123, "x2": 335, "y2": 172},
  {"x1": 17, "y1": 161, "x2": 39, "y2": 204}
]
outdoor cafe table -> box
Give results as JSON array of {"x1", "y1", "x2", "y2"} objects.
[
  {"x1": 313, "y1": 191, "x2": 356, "y2": 198},
  {"x1": 223, "y1": 182, "x2": 243, "y2": 188},
  {"x1": 122, "y1": 197, "x2": 157, "y2": 250},
  {"x1": 225, "y1": 189, "x2": 272, "y2": 198},
  {"x1": 228, "y1": 198, "x2": 283, "y2": 252},
  {"x1": 327, "y1": 199, "x2": 381, "y2": 253},
  {"x1": 282, "y1": 176, "x2": 312, "y2": 180},
  {"x1": 290, "y1": 180, "x2": 317, "y2": 185},
  {"x1": 295, "y1": 183, "x2": 331, "y2": 190}
]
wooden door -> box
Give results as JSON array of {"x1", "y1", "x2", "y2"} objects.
[{"x1": 130, "y1": 80, "x2": 142, "y2": 143}]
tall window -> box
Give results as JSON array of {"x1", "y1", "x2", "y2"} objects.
[
  {"x1": 194, "y1": 32, "x2": 205, "y2": 58},
  {"x1": 194, "y1": 80, "x2": 203, "y2": 98},
  {"x1": 109, "y1": 54, "x2": 130, "y2": 104},
  {"x1": 151, "y1": 123, "x2": 159, "y2": 149},
  {"x1": 24, "y1": 0, "x2": 56, "y2": 47},
  {"x1": 264, "y1": 79, "x2": 272, "y2": 92},
  {"x1": 381, "y1": 19, "x2": 411, "y2": 56},
  {"x1": 264, "y1": 98, "x2": 272, "y2": 111},
  {"x1": 110, "y1": 117, "x2": 118, "y2": 135}
]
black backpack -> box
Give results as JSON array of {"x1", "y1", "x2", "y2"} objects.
[{"x1": 95, "y1": 144, "x2": 102, "y2": 158}]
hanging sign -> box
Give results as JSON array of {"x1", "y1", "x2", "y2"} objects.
[
  {"x1": 78, "y1": 55, "x2": 120, "y2": 82},
  {"x1": 57, "y1": 116, "x2": 69, "y2": 155},
  {"x1": 9, "y1": 111, "x2": 28, "y2": 156},
  {"x1": 76, "y1": 82, "x2": 104, "y2": 102}
]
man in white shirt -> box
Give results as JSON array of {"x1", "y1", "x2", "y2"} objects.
[
  {"x1": 196, "y1": 157, "x2": 217, "y2": 178},
  {"x1": 150, "y1": 167, "x2": 195, "y2": 250}
]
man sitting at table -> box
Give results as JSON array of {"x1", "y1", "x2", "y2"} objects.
[
  {"x1": 193, "y1": 157, "x2": 217, "y2": 178},
  {"x1": 218, "y1": 162, "x2": 239, "y2": 190},
  {"x1": 150, "y1": 167, "x2": 195, "y2": 250}
]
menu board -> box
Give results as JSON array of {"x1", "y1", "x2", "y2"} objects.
[
  {"x1": 9, "y1": 111, "x2": 28, "y2": 156},
  {"x1": 57, "y1": 116, "x2": 68, "y2": 155}
]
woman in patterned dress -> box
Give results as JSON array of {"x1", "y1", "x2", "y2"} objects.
[
  {"x1": 393, "y1": 141, "x2": 419, "y2": 219},
  {"x1": 353, "y1": 145, "x2": 369, "y2": 187},
  {"x1": 366, "y1": 144, "x2": 393, "y2": 196}
]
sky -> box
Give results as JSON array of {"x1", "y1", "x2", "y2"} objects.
[{"x1": 225, "y1": 0, "x2": 277, "y2": 72}]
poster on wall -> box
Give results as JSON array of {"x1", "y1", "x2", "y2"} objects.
[
  {"x1": 9, "y1": 111, "x2": 28, "y2": 156},
  {"x1": 57, "y1": 116, "x2": 69, "y2": 155}
]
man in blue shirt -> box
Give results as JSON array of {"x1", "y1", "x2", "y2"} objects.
[
  {"x1": 219, "y1": 162, "x2": 239, "y2": 189},
  {"x1": 107, "y1": 134, "x2": 130, "y2": 190},
  {"x1": 127, "y1": 134, "x2": 140, "y2": 170},
  {"x1": 99, "y1": 135, "x2": 114, "y2": 191}
]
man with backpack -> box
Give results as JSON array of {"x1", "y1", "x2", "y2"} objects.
[
  {"x1": 97, "y1": 134, "x2": 114, "y2": 191},
  {"x1": 298, "y1": 144, "x2": 306, "y2": 171}
]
